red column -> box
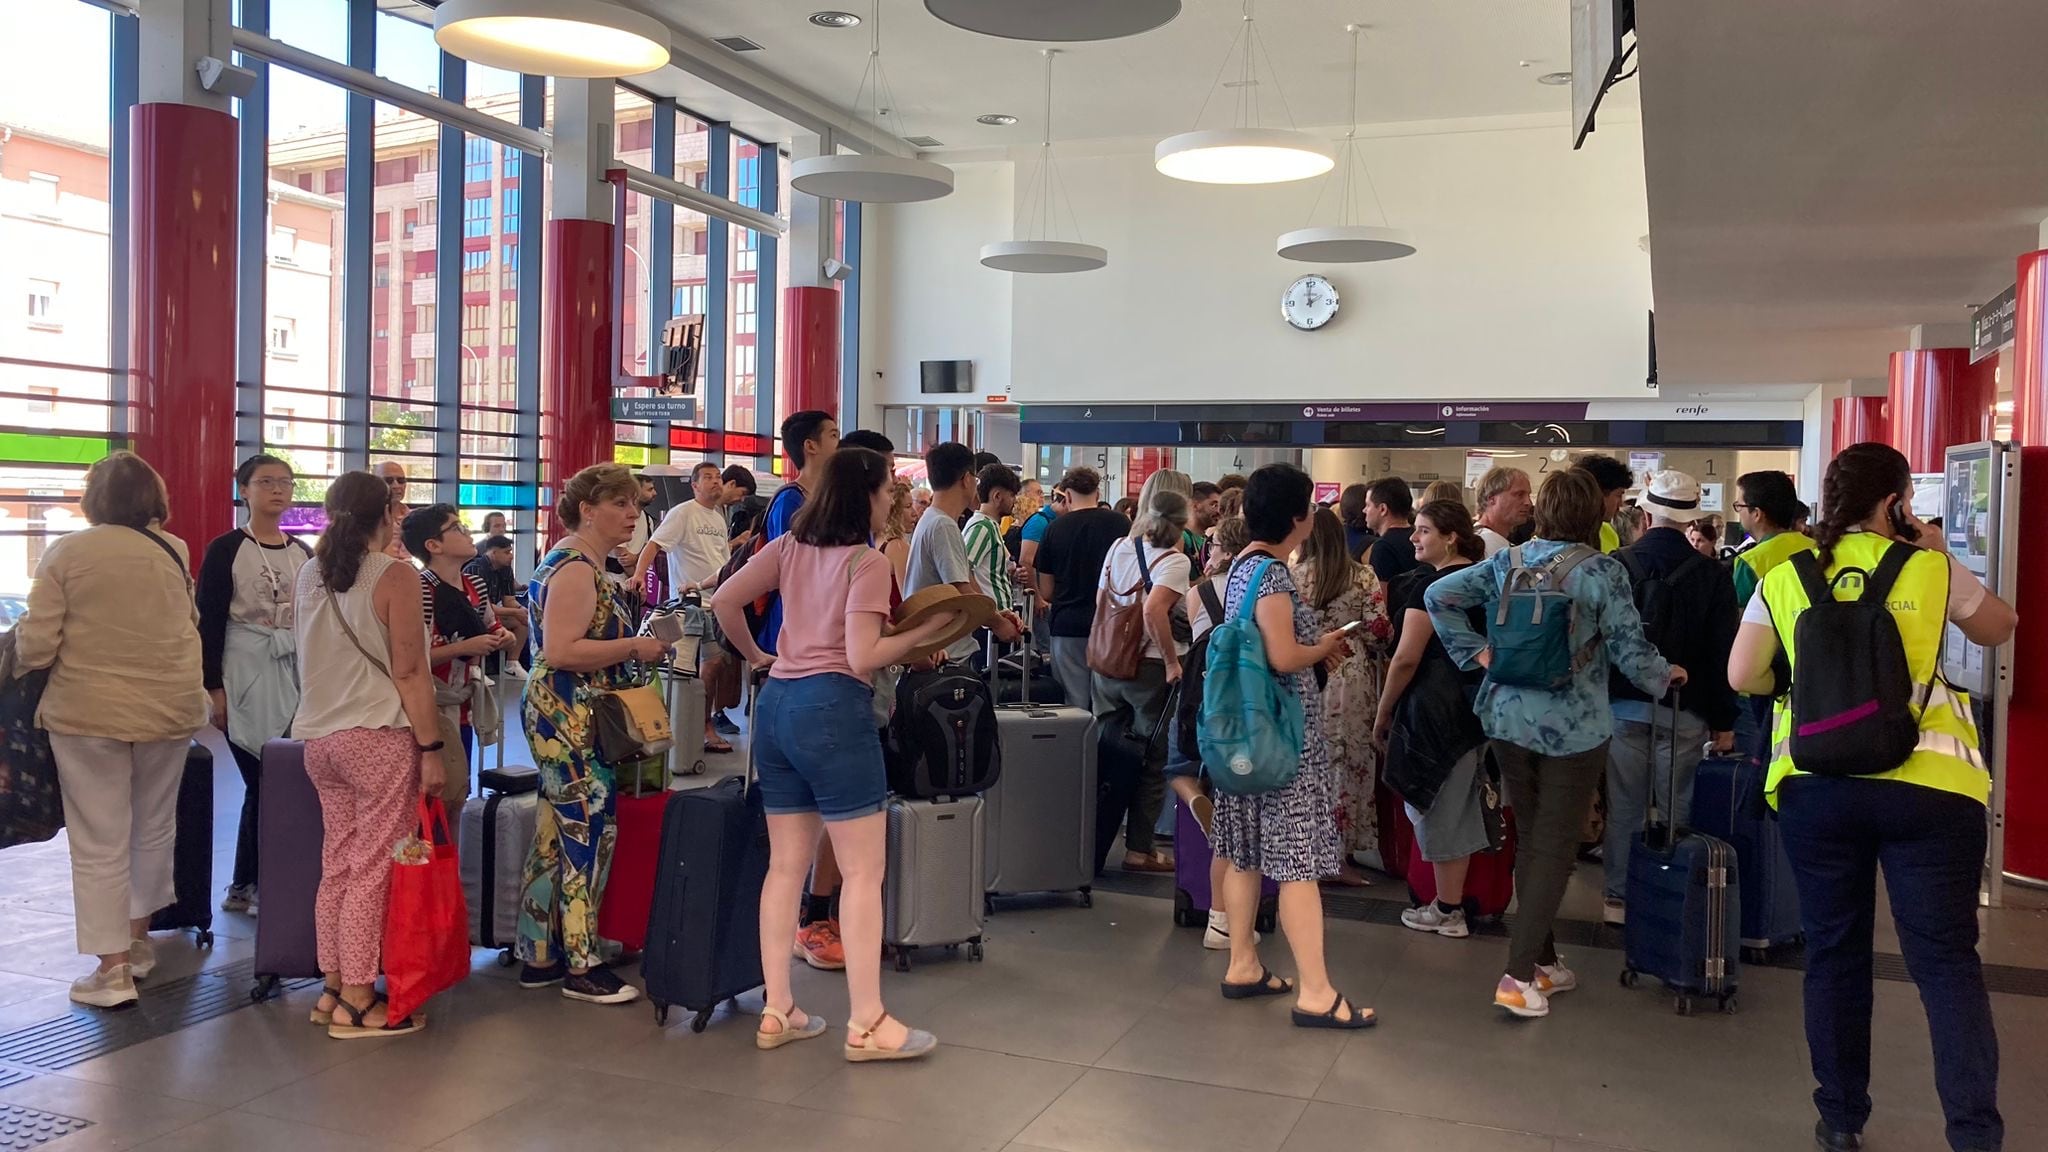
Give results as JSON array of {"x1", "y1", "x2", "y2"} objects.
[
  {"x1": 2014, "y1": 250, "x2": 2048, "y2": 447},
  {"x1": 542, "y1": 218, "x2": 615, "y2": 495},
  {"x1": 129, "y1": 103, "x2": 236, "y2": 567},
  {"x1": 1831, "y1": 396, "x2": 1888, "y2": 456},
  {"x1": 780, "y1": 286, "x2": 840, "y2": 421},
  {"x1": 1887, "y1": 348, "x2": 1997, "y2": 472}
]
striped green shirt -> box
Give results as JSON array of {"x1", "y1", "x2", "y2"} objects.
[{"x1": 962, "y1": 511, "x2": 1014, "y2": 611}]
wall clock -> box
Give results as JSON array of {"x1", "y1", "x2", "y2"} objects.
[{"x1": 1282, "y1": 274, "x2": 1339, "y2": 331}]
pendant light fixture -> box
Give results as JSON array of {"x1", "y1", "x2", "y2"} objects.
[
  {"x1": 1277, "y1": 25, "x2": 1415, "y2": 262},
  {"x1": 981, "y1": 50, "x2": 1106, "y2": 274},
  {"x1": 791, "y1": 1, "x2": 954, "y2": 204},
  {"x1": 1155, "y1": 0, "x2": 1331, "y2": 185},
  {"x1": 432, "y1": 0, "x2": 671, "y2": 78},
  {"x1": 925, "y1": 0, "x2": 1181, "y2": 43}
]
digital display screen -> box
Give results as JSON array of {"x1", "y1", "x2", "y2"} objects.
[{"x1": 1944, "y1": 451, "x2": 1994, "y2": 572}]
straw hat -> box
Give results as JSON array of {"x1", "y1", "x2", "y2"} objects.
[{"x1": 888, "y1": 586, "x2": 998, "y2": 663}]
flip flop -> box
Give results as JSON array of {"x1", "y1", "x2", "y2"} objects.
[
  {"x1": 1291, "y1": 992, "x2": 1376, "y2": 1030},
  {"x1": 309, "y1": 983, "x2": 342, "y2": 1026},
  {"x1": 1221, "y1": 967, "x2": 1294, "y2": 1000},
  {"x1": 328, "y1": 993, "x2": 425, "y2": 1040},
  {"x1": 704, "y1": 739, "x2": 735, "y2": 754}
]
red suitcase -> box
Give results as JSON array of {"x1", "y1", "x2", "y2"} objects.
[
  {"x1": 598, "y1": 788, "x2": 672, "y2": 951},
  {"x1": 1372, "y1": 781, "x2": 1414, "y2": 885},
  {"x1": 1406, "y1": 807, "x2": 1517, "y2": 922}
]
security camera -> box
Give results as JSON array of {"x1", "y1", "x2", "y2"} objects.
[
  {"x1": 196, "y1": 56, "x2": 258, "y2": 101},
  {"x1": 823, "y1": 258, "x2": 854, "y2": 282}
]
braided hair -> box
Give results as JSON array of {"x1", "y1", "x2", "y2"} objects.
[{"x1": 1812, "y1": 442, "x2": 1911, "y2": 572}]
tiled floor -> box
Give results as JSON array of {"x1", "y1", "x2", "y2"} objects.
[{"x1": 2, "y1": 723, "x2": 2046, "y2": 1151}]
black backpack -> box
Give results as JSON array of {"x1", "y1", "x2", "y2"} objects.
[
  {"x1": 1174, "y1": 579, "x2": 1227, "y2": 756},
  {"x1": 1785, "y1": 545, "x2": 1924, "y2": 776},
  {"x1": 1614, "y1": 547, "x2": 1708, "y2": 662},
  {"x1": 887, "y1": 666, "x2": 1001, "y2": 798}
]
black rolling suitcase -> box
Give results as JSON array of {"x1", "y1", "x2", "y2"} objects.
[
  {"x1": 148, "y1": 742, "x2": 216, "y2": 947},
  {"x1": 641, "y1": 676, "x2": 771, "y2": 1032},
  {"x1": 1092, "y1": 693, "x2": 1171, "y2": 876}
]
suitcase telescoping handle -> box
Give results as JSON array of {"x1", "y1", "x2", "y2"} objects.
[{"x1": 1644, "y1": 687, "x2": 1682, "y2": 851}]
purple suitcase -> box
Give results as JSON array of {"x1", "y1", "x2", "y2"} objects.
[
  {"x1": 1170, "y1": 795, "x2": 1277, "y2": 933},
  {"x1": 252, "y1": 739, "x2": 324, "y2": 1000}
]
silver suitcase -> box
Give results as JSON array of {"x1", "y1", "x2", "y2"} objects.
[
  {"x1": 883, "y1": 795, "x2": 986, "y2": 971},
  {"x1": 665, "y1": 669, "x2": 709, "y2": 778},
  {"x1": 459, "y1": 766, "x2": 540, "y2": 963},
  {"x1": 984, "y1": 626, "x2": 1097, "y2": 905}
]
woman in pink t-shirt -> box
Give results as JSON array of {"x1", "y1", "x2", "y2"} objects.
[{"x1": 712, "y1": 446, "x2": 956, "y2": 1064}]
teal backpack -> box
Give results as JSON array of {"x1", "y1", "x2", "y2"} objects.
[
  {"x1": 1485, "y1": 544, "x2": 1601, "y2": 690},
  {"x1": 1197, "y1": 558, "x2": 1305, "y2": 796}
]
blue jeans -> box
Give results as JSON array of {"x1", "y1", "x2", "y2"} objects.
[
  {"x1": 752, "y1": 673, "x2": 888, "y2": 821},
  {"x1": 1732, "y1": 694, "x2": 1773, "y2": 766},
  {"x1": 1778, "y1": 776, "x2": 2002, "y2": 1151}
]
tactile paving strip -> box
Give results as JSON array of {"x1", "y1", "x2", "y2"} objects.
[
  {"x1": 0, "y1": 1071, "x2": 27, "y2": 1092},
  {"x1": 0, "y1": 960, "x2": 318, "y2": 1071},
  {"x1": 0, "y1": 1104, "x2": 90, "y2": 1148}
]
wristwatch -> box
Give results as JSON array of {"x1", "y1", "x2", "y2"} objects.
[{"x1": 415, "y1": 740, "x2": 446, "y2": 754}]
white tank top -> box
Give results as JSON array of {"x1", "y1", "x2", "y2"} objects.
[{"x1": 293, "y1": 552, "x2": 412, "y2": 742}]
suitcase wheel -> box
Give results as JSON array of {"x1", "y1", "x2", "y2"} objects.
[
  {"x1": 894, "y1": 949, "x2": 911, "y2": 974},
  {"x1": 1079, "y1": 886, "x2": 1093, "y2": 909},
  {"x1": 652, "y1": 1001, "x2": 669, "y2": 1026},
  {"x1": 1720, "y1": 994, "x2": 1739, "y2": 1015},
  {"x1": 1674, "y1": 995, "x2": 1694, "y2": 1016},
  {"x1": 249, "y1": 974, "x2": 280, "y2": 1004},
  {"x1": 970, "y1": 941, "x2": 984, "y2": 962},
  {"x1": 688, "y1": 758, "x2": 707, "y2": 777},
  {"x1": 496, "y1": 949, "x2": 516, "y2": 968},
  {"x1": 195, "y1": 929, "x2": 214, "y2": 949},
  {"x1": 1618, "y1": 968, "x2": 1639, "y2": 989},
  {"x1": 690, "y1": 1007, "x2": 713, "y2": 1033}
]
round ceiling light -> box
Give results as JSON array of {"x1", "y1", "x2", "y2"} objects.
[
  {"x1": 808, "y1": 11, "x2": 862, "y2": 29},
  {"x1": 1155, "y1": 128, "x2": 1333, "y2": 185},
  {"x1": 790, "y1": 154, "x2": 955, "y2": 203},
  {"x1": 925, "y1": 0, "x2": 1180, "y2": 42},
  {"x1": 1276, "y1": 225, "x2": 1416, "y2": 263},
  {"x1": 979, "y1": 240, "x2": 1107, "y2": 274},
  {"x1": 1538, "y1": 71, "x2": 1573, "y2": 86},
  {"x1": 434, "y1": 0, "x2": 670, "y2": 78},
  {"x1": 976, "y1": 113, "x2": 1018, "y2": 126}
]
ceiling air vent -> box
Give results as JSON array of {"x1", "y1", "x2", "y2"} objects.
[
  {"x1": 904, "y1": 135, "x2": 944, "y2": 149},
  {"x1": 712, "y1": 35, "x2": 765, "y2": 52}
]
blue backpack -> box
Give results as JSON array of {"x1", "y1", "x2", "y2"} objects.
[
  {"x1": 1198, "y1": 558, "x2": 1305, "y2": 795},
  {"x1": 1486, "y1": 544, "x2": 1601, "y2": 690}
]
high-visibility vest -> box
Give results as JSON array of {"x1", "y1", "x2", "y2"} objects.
[
  {"x1": 1758, "y1": 532, "x2": 1986, "y2": 807},
  {"x1": 1733, "y1": 530, "x2": 1815, "y2": 603}
]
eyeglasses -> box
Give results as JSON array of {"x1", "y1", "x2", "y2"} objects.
[
  {"x1": 439, "y1": 521, "x2": 468, "y2": 538},
  {"x1": 248, "y1": 478, "x2": 294, "y2": 492},
  {"x1": 1731, "y1": 502, "x2": 1753, "y2": 512},
  {"x1": 383, "y1": 476, "x2": 406, "y2": 488}
]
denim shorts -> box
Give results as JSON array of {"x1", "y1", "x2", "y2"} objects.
[
  {"x1": 1162, "y1": 710, "x2": 1204, "y2": 781},
  {"x1": 752, "y1": 672, "x2": 888, "y2": 821}
]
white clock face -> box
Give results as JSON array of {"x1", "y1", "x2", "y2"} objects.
[{"x1": 1282, "y1": 275, "x2": 1339, "y2": 331}]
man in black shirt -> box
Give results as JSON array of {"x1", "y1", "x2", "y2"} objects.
[
  {"x1": 1033, "y1": 466, "x2": 1130, "y2": 711},
  {"x1": 1364, "y1": 477, "x2": 1420, "y2": 584}
]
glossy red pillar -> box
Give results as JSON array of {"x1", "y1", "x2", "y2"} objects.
[
  {"x1": 542, "y1": 218, "x2": 615, "y2": 495},
  {"x1": 780, "y1": 286, "x2": 840, "y2": 421},
  {"x1": 1887, "y1": 348, "x2": 1998, "y2": 472},
  {"x1": 2006, "y1": 446, "x2": 2048, "y2": 881},
  {"x1": 2014, "y1": 250, "x2": 2048, "y2": 447},
  {"x1": 1831, "y1": 396, "x2": 1888, "y2": 456},
  {"x1": 129, "y1": 103, "x2": 236, "y2": 567}
]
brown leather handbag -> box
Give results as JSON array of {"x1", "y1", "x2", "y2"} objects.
[{"x1": 1085, "y1": 540, "x2": 1154, "y2": 681}]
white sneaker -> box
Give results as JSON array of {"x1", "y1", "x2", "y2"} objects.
[
  {"x1": 70, "y1": 963, "x2": 138, "y2": 1009},
  {"x1": 1535, "y1": 960, "x2": 1578, "y2": 996},
  {"x1": 127, "y1": 936, "x2": 157, "y2": 981},
  {"x1": 1202, "y1": 911, "x2": 1260, "y2": 951},
  {"x1": 1399, "y1": 903, "x2": 1470, "y2": 938},
  {"x1": 222, "y1": 884, "x2": 256, "y2": 913},
  {"x1": 1601, "y1": 898, "x2": 1626, "y2": 927},
  {"x1": 1494, "y1": 973, "x2": 1549, "y2": 1019}
]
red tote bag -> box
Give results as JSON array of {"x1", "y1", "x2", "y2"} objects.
[{"x1": 383, "y1": 798, "x2": 472, "y2": 1024}]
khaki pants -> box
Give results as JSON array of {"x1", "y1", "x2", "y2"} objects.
[{"x1": 50, "y1": 734, "x2": 189, "y2": 957}]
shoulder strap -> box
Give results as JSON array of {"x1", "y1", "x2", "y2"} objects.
[
  {"x1": 1615, "y1": 547, "x2": 1647, "y2": 587},
  {"x1": 327, "y1": 578, "x2": 391, "y2": 680},
  {"x1": 1135, "y1": 540, "x2": 1154, "y2": 592},
  {"x1": 130, "y1": 526, "x2": 194, "y2": 596},
  {"x1": 1860, "y1": 541, "x2": 1916, "y2": 605},
  {"x1": 1788, "y1": 549, "x2": 1833, "y2": 607},
  {"x1": 1235, "y1": 558, "x2": 1276, "y2": 624},
  {"x1": 1196, "y1": 577, "x2": 1225, "y2": 627},
  {"x1": 1548, "y1": 544, "x2": 1598, "y2": 586}
]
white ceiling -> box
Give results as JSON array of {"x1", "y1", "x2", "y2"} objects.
[
  {"x1": 639, "y1": 0, "x2": 1622, "y2": 148},
  {"x1": 1636, "y1": 0, "x2": 2048, "y2": 388}
]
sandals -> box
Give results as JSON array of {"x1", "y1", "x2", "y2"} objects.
[
  {"x1": 1220, "y1": 967, "x2": 1294, "y2": 1000},
  {"x1": 327, "y1": 992, "x2": 424, "y2": 1040},
  {"x1": 704, "y1": 739, "x2": 735, "y2": 754},
  {"x1": 843, "y1": 1013, "x2": 937, "y2": 1063},
  {"x1": 756, "y1": 1003, "x2": 827, "y2": 1050},
  {"x1": 309, "y1": 983, "x2": 341, "y2": 1026},
  {"x1": 1291, "y1": 992, "x2": 1376, "y2": 1030}
]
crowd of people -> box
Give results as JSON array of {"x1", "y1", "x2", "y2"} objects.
[{"x1": 3, "y1": 426, "x2": 2018, "y2": 1149}]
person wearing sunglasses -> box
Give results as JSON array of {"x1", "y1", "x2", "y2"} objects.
[{"x1": 376, "y1": 461, "x2": 411, "y2": 562}]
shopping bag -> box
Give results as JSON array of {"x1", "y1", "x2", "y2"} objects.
[
  {"x1": 0, "y1": 631, "x2": 61, "y2": 850},
  {"x1": 382, "y1": 798, "x2": 471, "y2": 1024}
]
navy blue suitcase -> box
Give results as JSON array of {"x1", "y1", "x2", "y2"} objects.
[
  {"x1": 1689, "y1": 755, "x2": 1803, "y2": 959},
  {"x1": 1620, "y1": 699, "x2": 1741, "y2": 1014},
  {"x1": 147, "y1": 743, "x2": 216, "y2": 946},
  {"x1": 640, "y1": 775, "x2": 771, "y2": 1032}
]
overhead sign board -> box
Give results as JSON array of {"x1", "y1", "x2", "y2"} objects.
[
  {"x1": 1972, "y1": 284, "x2": 2017, "y2": 364},
  {"x1": 612, "y1": 395, "x2": 698, "y2": 422}
]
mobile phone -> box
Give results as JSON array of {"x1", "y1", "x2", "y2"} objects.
[
  {"x1": 1338, "y1": 619, "x2": 1366, "y2": 636},
  {"x1": 1887, "y1": 498, "x2": 1917, "y2": 541}
]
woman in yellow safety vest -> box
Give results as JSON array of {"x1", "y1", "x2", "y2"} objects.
[{"x1": 1727, "y1": 442, "x2": 2015, "y2": 1152}]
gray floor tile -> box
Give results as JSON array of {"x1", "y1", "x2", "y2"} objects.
[
  {"x1": 428, "y1": 1070, "x2": 775, "y2": 1152},
  {"x1": 0, "y1": 1072, "x2": 219, "y2": 1151},
  {"x1": 578, "y1": 999, "x2": 852, "y2": 1106},
  {"x1": 1094, "y1": 980, "x2": 1355, "y2": 1099},
  {"x1": 714, "y1": 1103, "x2": 1006, "y2": 1152},
  {"x1": 60, "y1": 998, "x2": 377, "y2": 1107},
  {"x1": 794, "y1": 1043, "x2": 1084, "y2": 1144},
  {"x1": 237, "y1": 1026, "x2": 549, "y2": 1147},
  {"x1": 132, "y1": 1109, "x2": 420, "y2": 1152},
  {"x1": 1012, "y1": 1067, "x2": 1307, "y2": 1152},
  {"x1": 1314, "y1": 1028, "x2": 1565, "y2": 1135},
  {"x1": 1278, "y1": 1101, "x2": 1551, "y2": 1152},
  {"x1": 912, "y1": 967, "x2": 1163, "y2": 1064},
  {"x1": 0, "y1": 968, "x2": 69, "y2": 1011}
]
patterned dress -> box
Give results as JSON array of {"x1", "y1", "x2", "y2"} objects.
[
  {"x1": 1212, "y1": 557, "x2": 1339, "y2": 884},
  {"x1": 1293, "y1": 559, "x2": 1392, "y2": 863},
  {"x1": 516, "y1": 546, "x2": 640, "y2": 970}
]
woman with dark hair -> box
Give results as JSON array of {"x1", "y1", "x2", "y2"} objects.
[
  {"x1": 1424, "y1": 469, "x2": 1680, "y2": 1019},
  {"x1": 1729, "y1": 443, "x2": 2014, "y2": 1152},
  {"x1": 198, "y1": 453, "x2": 313, "y2": 916},
  {"x1": 515, "y1": 463, "x2": 673, "y2": 1006},
  {"x1": 1211, "y1": 464, "x2": 1374, "y2": 1030},
  {"x1": 1337, "y1": 483, "x2": 1373, "y2": 561},
  {"x1": 15, "y1": 452, "x2": 206, "y2": 1009},
  {"x1": 292, "y1": 470, "x2": 446, "y2": 1036},
  {"x1": 1375, "y1": 500, "x2": 1489, "y2": 938},
  {"x1": 713, "y1": 447, "x2": 960, "y2": 1062},
  {"x1": 1291, "y1": 507, "x2": 1390, "y2": 886}
]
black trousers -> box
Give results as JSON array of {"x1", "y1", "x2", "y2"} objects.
[{"x1": 226, "y1": 738, "x2": 260, "y2": 890}]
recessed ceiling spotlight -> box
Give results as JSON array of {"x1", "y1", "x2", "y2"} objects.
[
  {"x1": 1538, "y1": 71, "x2": 1573, "y2": 86},
  {"x1": 976, "y1": 113, "x2": 1018, "y2": 126},
  {"x1": 808, "y1": 11, "x2": 861, "y2": 28}
]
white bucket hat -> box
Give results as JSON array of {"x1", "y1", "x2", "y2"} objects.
[{"x1": 1642, "y1": 470, "x2": 1711, "y2": 523}]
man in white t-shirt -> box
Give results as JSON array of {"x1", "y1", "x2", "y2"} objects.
[
  {"x1": 1474, "y1": 465, "x2": 1534, "y2": 558},
  {"x1": 635, "y1": 462, "x2": 735, "y2": 753}
]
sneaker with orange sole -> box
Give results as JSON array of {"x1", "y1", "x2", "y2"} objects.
[
  {"x1": 795, "y1": 919, "x2": 846, "y2": 970},
  {"x1": 1494, "y1": 973, "x2": 1549, "y2": 1019}
]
